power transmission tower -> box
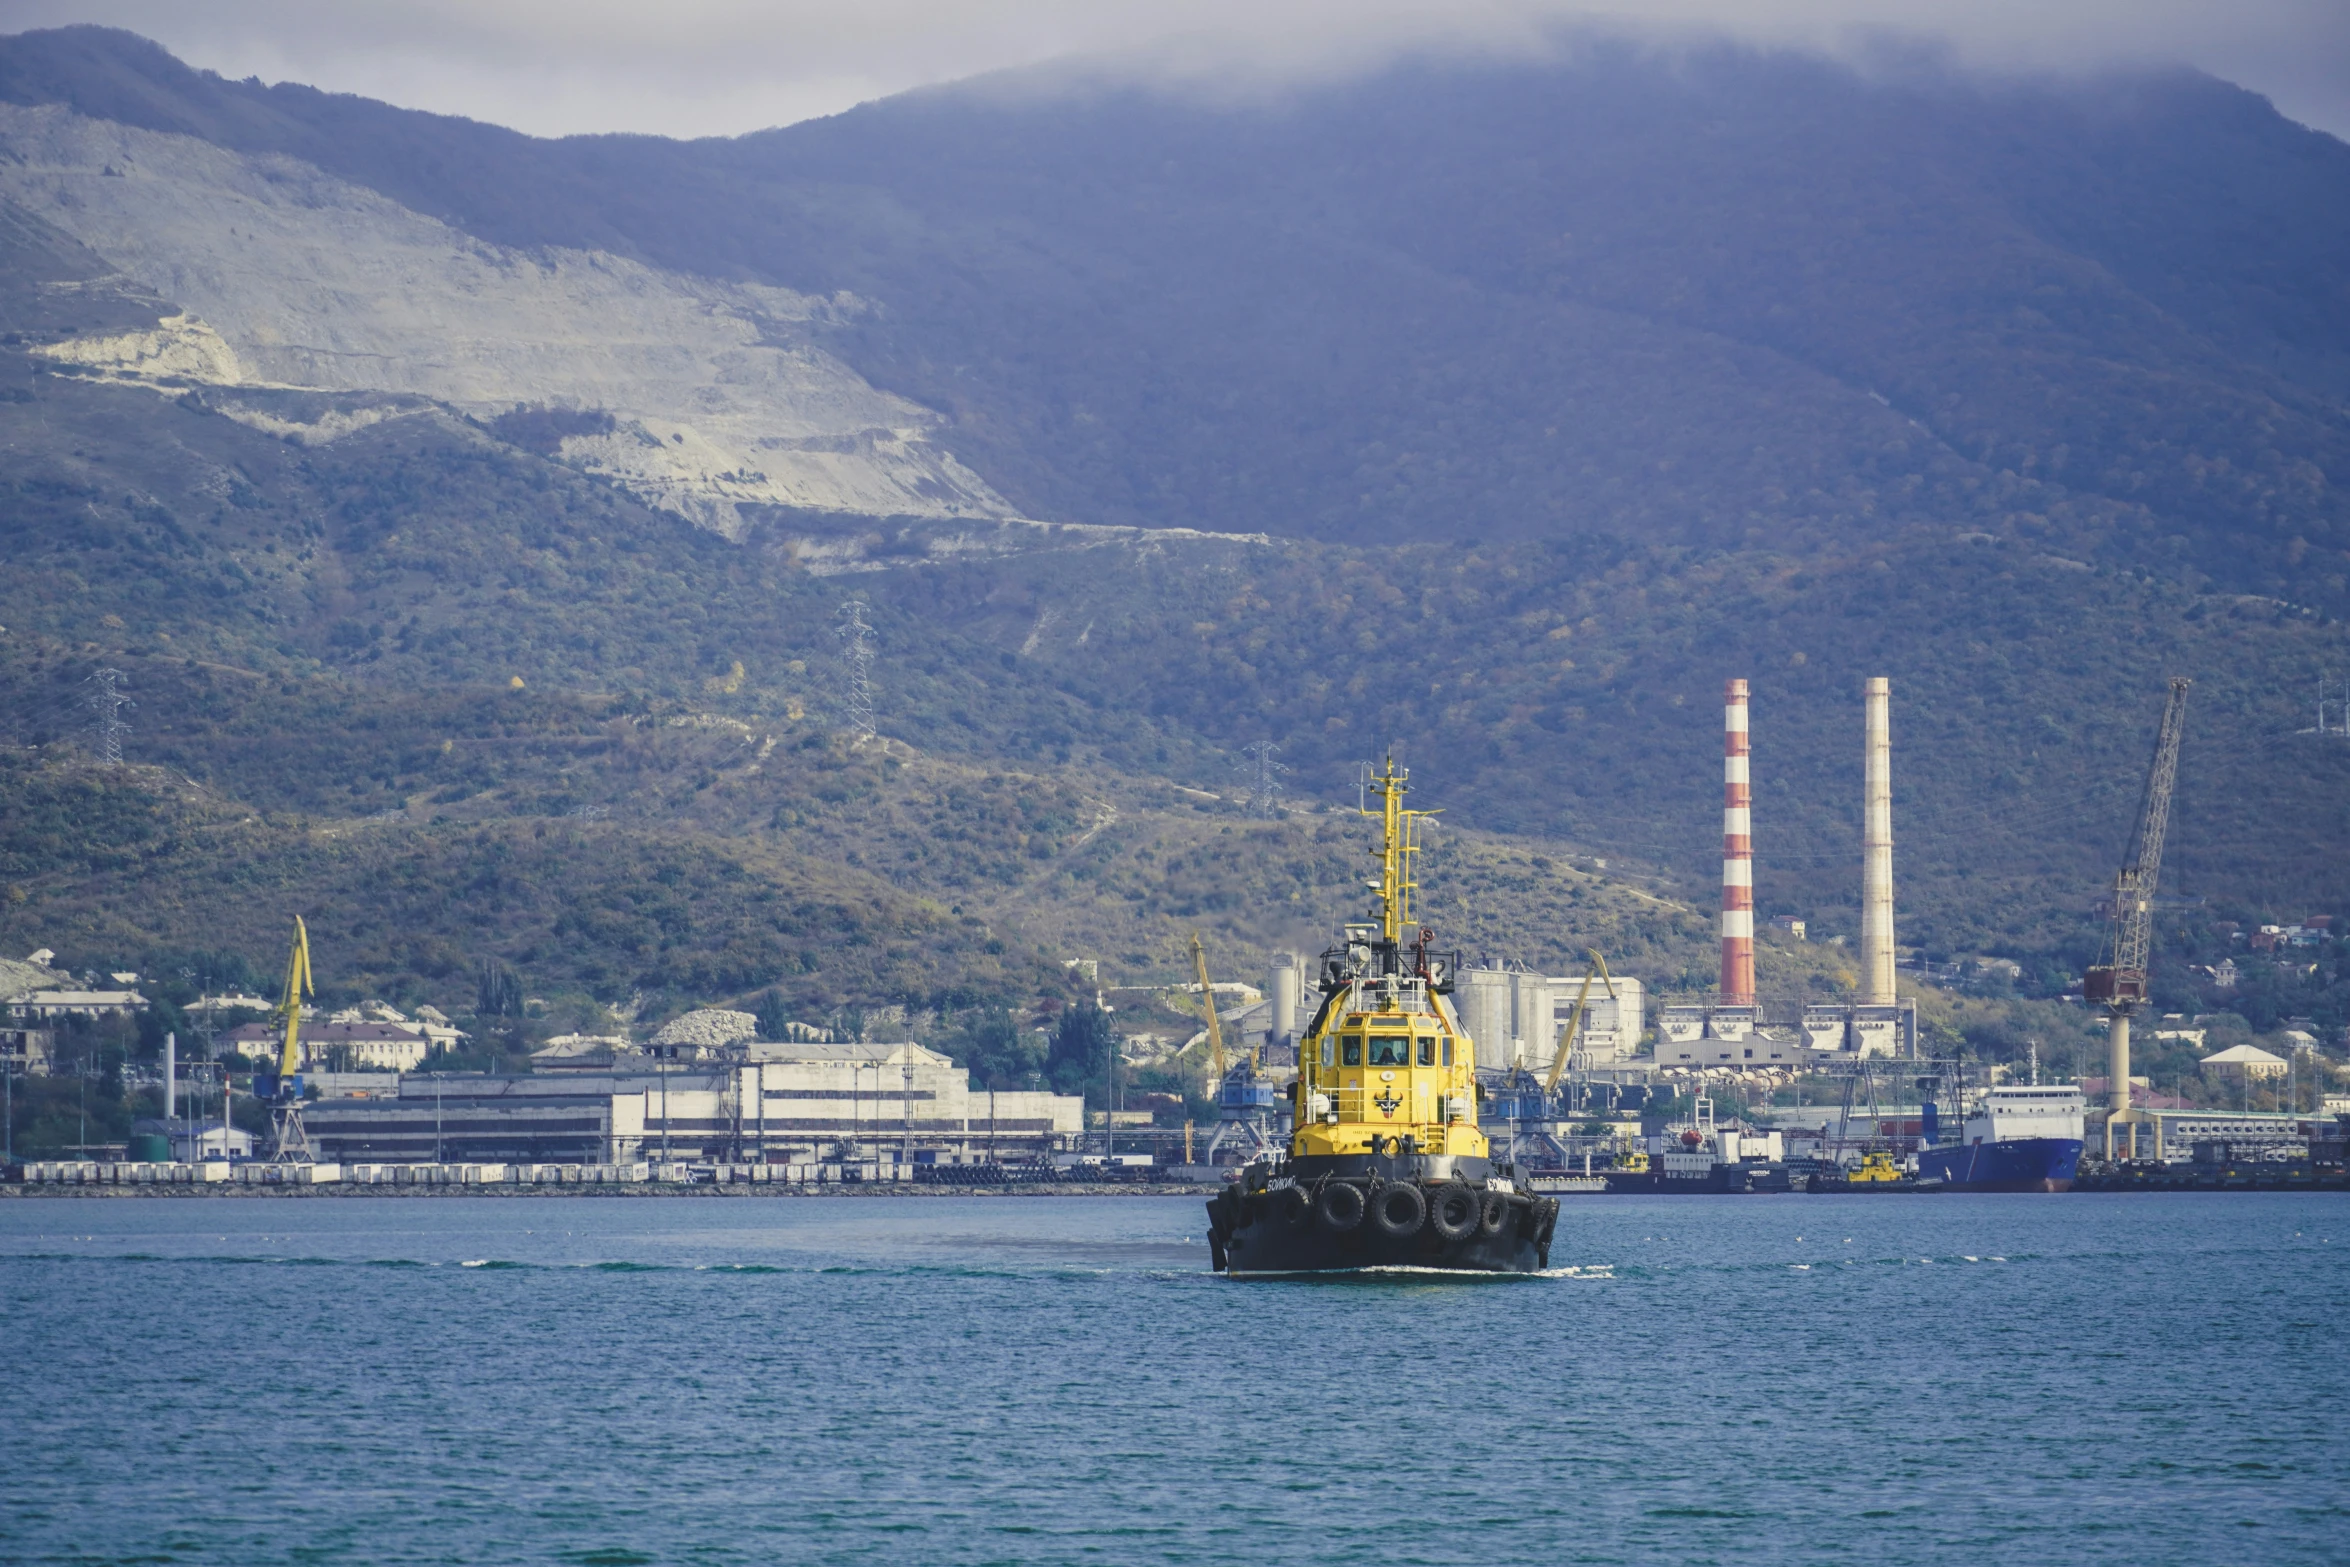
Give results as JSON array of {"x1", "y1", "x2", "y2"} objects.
[
  {"x1": 83, "y1": 668, "x2": 132, "y2": 766},
  {"x1": 1234, "y1": 741, "x2": 1288, "y2": 817},
  {"x1": 2299, "y1": 673, "x2": 2348, "y2": 738},
  {"x1": 836, "y1": 600, "x2": 876, "y2": 743}
]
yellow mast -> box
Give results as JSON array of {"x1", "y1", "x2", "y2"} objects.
[
  {"x1": 275, "y1": 916, "x2": 313, "y2": 1080},
  {"x1": 1359, "y1": 757, "x2": 1435, "y2": 941}
]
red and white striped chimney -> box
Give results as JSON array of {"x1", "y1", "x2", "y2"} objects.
[{"x1": 1721, "y1": 678, "x2": 1756, "y2": 1006}]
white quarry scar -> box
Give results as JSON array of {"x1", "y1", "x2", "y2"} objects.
[{"x1": 0, "y1": 101, "x2": 1023, "y2": 538}]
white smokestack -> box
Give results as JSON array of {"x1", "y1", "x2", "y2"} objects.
[
  {"x1": 164, "y1": 1031, "x2": 176, "y2": 1122},
  {"x1": 1862, "y1": 677, "x2": 1896, "y2": 1004}
]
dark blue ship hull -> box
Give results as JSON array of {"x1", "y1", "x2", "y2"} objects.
[{"x1": 1917, "y1": 1138, "x2": 2081, "y2": 1192}]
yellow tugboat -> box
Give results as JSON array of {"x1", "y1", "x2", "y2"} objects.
[{"x1": 1204, "y1": 759, "x2": 1559, "y2": 1275}]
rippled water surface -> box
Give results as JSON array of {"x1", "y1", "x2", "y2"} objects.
[{"x1": 1, "y1": 1192, "x2": 2343, "y2": 1565}]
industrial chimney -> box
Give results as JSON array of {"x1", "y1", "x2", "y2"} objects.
[
  {"x1": 1861, "y1": 677, "x2": 1896, "y2": 1004},
  {"x1": 1720, "y1": 679, "x2": 1755, "y2": 1006}
]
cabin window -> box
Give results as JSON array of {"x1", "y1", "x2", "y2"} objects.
[
  {"x1": 1321, "y1": 1035, "x2": 1335, "y2": 1068},
  {"x1": 1418, "y1": 1038, "x2": 1436, "y2": 1066},
  {"x1": 1443, "y1": 1039, "x2": 1453, "y2": 1066},
  {"x1": 1368, "y1": 1033, "x2": 1409, "y2": 1067},
  {"x1": 1341, "y1": 1035, "x2": 1363, "y2": 1067}
]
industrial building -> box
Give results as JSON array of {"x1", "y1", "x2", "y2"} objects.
[
  {"x1": 1798, "y1": 1000, "x2": 1918, "y2": 1059},
  {"x1": 302, "y1": 1040, "x2": 1086, "y2": 1165},
  {"x1": 2, "y1": 1026, "x2": 53, "y2": 1075},
  {"x1": 1551, "y1": 975, "x2": 1643, "y2": 1063}
]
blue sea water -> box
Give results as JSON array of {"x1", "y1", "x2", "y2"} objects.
[{"x1": 0, "y1": 1192, "x2": 2342, "y2": 1566}]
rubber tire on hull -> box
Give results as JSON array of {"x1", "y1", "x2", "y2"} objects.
[
  {"x1": 1318, "y1": 1180, "x2": 1367, "y2": 1233},
  {"x1": 1371, "y1": 1181, "x2": 1427, "y2": 1238},
  {"x1": 1428, "y1": 1181, "x2": 1479, "y2": 1241},
  {"x1": 1276, "y1": 1186, "x2": 1315, "y2": 1228},
  {"x1": 1477, "y1": 1190, "x2": 1510, "y2": 1235}
]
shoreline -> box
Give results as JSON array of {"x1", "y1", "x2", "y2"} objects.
[{"x1": 0, "y1": 1182, "x2": 1224, "y2": 1199}]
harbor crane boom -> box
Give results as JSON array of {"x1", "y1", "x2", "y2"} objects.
[
  {"x1": 264, "y1": 916, "x2": 317, "y2": 1163},
  {"x1": 1543, "y1": 950, "x2": 1618, "y2": 1094},
  {"x1": 1189, "y1": 930, "x2": 1232, "y2": 1078},
  {"x1": 2084, "y1": 677, "x2": 2190, "y2": 1161}
]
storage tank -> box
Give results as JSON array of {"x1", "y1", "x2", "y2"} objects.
[
  {"x1": 1459, "y1": 967, "x2": 1512, "y2": 1068},
  {"x1": 1266, "y1": 954, "x2": 1301, "y2": 1042},
  {"x1": 1511, "y1": 971, "x2": 1553, "y2": 1069}
]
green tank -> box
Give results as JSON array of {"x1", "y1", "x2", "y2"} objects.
[{"x1": 128, "y1": 1133, "x2": 172, "y2": 1163}]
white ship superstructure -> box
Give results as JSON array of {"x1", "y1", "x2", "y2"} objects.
[{"x1": 1964, "y1": 1086, "x2": 2086, "y2": 1145}]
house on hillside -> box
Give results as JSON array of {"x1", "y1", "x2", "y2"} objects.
[
  {"x1": 223, "y1": 1020, "x2": 433, "y2": 1072},
  {"x1": 7, "y1": 989, "x2": 147, "y2": 1021},
  {"x1": 3, "y1": 1027, "x2": 54, "y2": 1076},
  {"x1": 2200, "y1": 1043, "x2": 2287, "y2": 1079}
]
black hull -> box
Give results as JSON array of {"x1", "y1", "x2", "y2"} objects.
[
  {"x1": 1206, "y1": 1154, "x2": 1554, "y2": 1276},
  {"x1": 1602, "y1": 1162, "x2": 1793, "y2": 1194},
  {"x1": 1222, "y1": 1213, "x2": 1544, "y2": 1275}
]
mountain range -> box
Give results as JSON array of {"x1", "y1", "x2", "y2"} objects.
[{"x1": 0, "y1": 25, "x2": 2344, "y2": 1046}]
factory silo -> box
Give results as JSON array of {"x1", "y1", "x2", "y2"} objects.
[
  {"x1": 1511, "y1": 970, "x2": 1554, "y2": 1070},
  {"x1": 1460, "y1": 966, "x2": 1512, "y2": 1070},
  {"x1": 1266, "y1": 953, "x2": 1302, "y2": 1043}
]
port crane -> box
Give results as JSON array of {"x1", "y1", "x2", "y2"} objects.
[
  {"x1": 1544, "y1": 950, "x2": 1620, "y2": 1101},
  {"x1": 1191, "y1": 931, "x2": 1277, "y2": 1164},
  {"x1": 2085, "y1": 677, "x2": 2191, "y2": 1162},
  {"x1": 262, "y1": 916, "x2": 317, "y2": 1163},
  {"x1": 1488, "y1": 951, "x2": 1619, "y2": 1167}
]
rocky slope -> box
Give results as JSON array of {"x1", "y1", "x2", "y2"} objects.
[{"x1": 0, "y1": 100, "x2": 1015, "y2": 535}]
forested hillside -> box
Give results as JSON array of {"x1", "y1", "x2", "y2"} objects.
[
  {"x1": 0, "y1": 25, "x2": 2345, "y2": 1045},
  {"x1": 5, "y1": 28, "x2": 2344, "y2": 605}
]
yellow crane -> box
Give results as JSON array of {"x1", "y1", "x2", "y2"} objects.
[
  {"x1": 263, "y1": 916, "x2": 316, "y2": 1163},
  {"x1": 1188, "y1": 930, "x2": 1234, "y2": 1078},
  {"x1": 1543, "y1": 949, "x2": 1619, "y2": 1095}
]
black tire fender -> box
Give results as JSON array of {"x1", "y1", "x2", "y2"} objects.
[
  {"x1": 1317, "y1": 1179, "x2": 1367, "y2": 1233},
  {"x1": 1428, "y1": 1180, "x2": 1479, "y2": 1241},
  {"x1": 1477, "y1": 1189, "x2": 1511, "y2": 1236},
  {"x1": 1371, "y1": 1180, "x2": 1428, "y2": 1238},
  {"x1": 1276, "y1": 1184, "x2": 1315, "y2": 1229}
]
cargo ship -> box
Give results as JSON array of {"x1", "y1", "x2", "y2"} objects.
[
  {"x1": 1602, "y1": 1122, "x2": 1792, "y2": 1193},
  {"x1": 1915, "y1": 1085, "x2": 2084, "y2": 1192},
  {"x1": 1203, "y1": 760, "x2": 1559, "y2": 1276}
]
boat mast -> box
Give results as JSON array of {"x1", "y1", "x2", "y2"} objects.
[{"x1": 1359, "y1": 757, "x2": 1433, "y2": 949}]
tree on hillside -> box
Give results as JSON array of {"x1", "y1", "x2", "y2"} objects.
[
  {"x1": 943, "y1": 1005, "x2": 1045, "y2": 1091},
  {"x1": 754, "y1": 989, "x2": 792, "y2": 1042},
  {"x1": 476, "y1": 957, "x2": 522, "y2": 1018},
  {"x1": 1048, "y1": 1001, "x2": 1115, "y2": 1106}
]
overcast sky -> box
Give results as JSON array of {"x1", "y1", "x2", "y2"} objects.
[{"x1": 6, "y1": 0, "x2": 2347, "y2": 141}]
